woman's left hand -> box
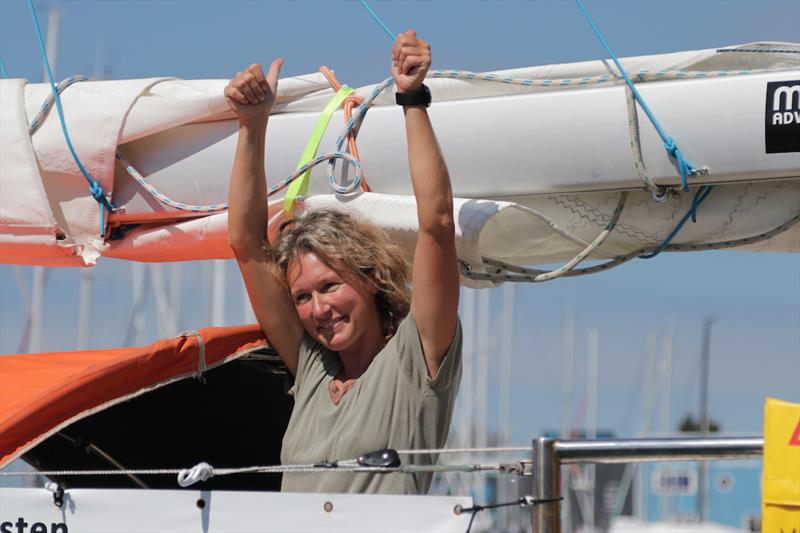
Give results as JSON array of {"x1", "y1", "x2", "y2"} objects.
[{"x1": 391, "y1": 30, "x2": 431, "y2": 93}]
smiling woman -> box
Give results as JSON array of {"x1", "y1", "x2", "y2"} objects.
[{"x1": 225, "y1": 30, "x2": 462, "y2": 494}]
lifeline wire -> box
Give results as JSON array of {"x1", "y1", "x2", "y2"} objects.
[
  {"x1": 0, "y1": 58, "x2": 8, "y2": 79},
  {"x1": 575, "y1": 0, "x2": 699, "y2": 193},
  {"x1": 457, "y1": 496, "x2": 565, "y2": 533},
  {"x1": 26, "y1": 0, "x2": 116, "y2": 237}
]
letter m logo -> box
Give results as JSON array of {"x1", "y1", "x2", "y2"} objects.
[
  {"x1": 766, "y1": 80, "x2": 800, "y2": 154},
  {"x1": 773, "y1": 85, "x2": 800, "y2": 112}
]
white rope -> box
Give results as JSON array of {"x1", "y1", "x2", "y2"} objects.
[{"x1": 461, "y1": 212, "x2": 800, "y2": 283}]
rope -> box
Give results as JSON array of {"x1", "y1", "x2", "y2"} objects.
[
  {"x1": 625, "y1": 86, "x2": 668, "y2": 200},
  {"x1": 639, "y1": 185, "x2": 714, "y2": 259},
  {"x1": 462, "y1": 213, "x2": 800, "y2": 283},
  {"x1": 28, "y1": 75, "x2": 89, "y2": 134},
  {"x1": 717, "y1": 48, "x2": 800, "y2": 54},
  {"x1": 118, "y1": 77, "x2": 397, "y2": 214},
  {"x1": 456, "y1": 496, "x2": 564, "y2": 533},
  {"x1": 575, "y1": 0, "x2": 700, "y2": 193},
  {"x1": 358, "y1": 0, "x2": 395, "y2": 42},
  {"x1": 458, "y1": 193, "x2": 627, "y2": 283},
  {"x1": 26, "y1": 0, "x2": 116, "y2": 238},
  {"x1": 0, "y1": 462, "x2": 512, "y2": 484},
  {"x1": 178, "y1": 330, "x2": 207, "y2": 380},
  {"x1": 430, "y1": 67, "x2": 774, "y2": 87},
  {"x1": 319, "y1": 66, "x2": 372, "y2": 192},
  {"x1": 0, "y1": 57, "x2": 8, "y2": 79},
  {"x1": 0, "y1": 445, "x2": 535, "y2": 486}
]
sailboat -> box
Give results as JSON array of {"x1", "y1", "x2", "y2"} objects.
[{"x1": 1, "y1": 38, "x2": 798, "y2": 531}]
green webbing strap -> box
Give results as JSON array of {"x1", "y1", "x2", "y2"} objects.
[{"x1": 283, "y1": 86, "x2": 354, "y2": 214}]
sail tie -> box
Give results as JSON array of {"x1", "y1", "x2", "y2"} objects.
[{"x1": 575, "y1": 0, "x2": 707, "y2": 194}]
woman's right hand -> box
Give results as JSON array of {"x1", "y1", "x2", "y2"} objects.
[{"x1": 224, "y1": 59, "x2": 284, "y2": 124}]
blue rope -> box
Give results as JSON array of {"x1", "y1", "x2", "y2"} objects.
[
  {"x1": 639, "y1": 185, "x2": 714, "y2": 259},
  {"x1": 26, "y1": 0, "x2": 115, "y2": 237},
  {"x1": 0, "y1": 58, "x2": 8, "y2": 79},
  {"x1": 575, "y1": 0, "x2": 697, "y2": 192},
  {"x1": 358, "y1": 0, "x2": 396, "y2": 42}
]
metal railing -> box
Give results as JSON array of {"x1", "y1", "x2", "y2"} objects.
[{"x1": 530, "y1": 436, "x2": 763, "y2": 533}]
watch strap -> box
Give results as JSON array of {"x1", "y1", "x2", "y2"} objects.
[{"x1": 395, "y1": 84, "x2": 431, "y2": 108}]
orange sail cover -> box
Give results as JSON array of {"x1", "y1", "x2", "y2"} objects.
[{"x1": 0, "y1": 325, "x2": 268, "y2": 468}]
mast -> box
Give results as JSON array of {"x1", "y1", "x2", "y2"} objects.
[
  {"x1": 454, "y1": 287, "x2": 476, "y2": 496},
  {"x1": 170, "y1": 263, "x2": 183, "y2": 333},
  {"x1": 497, "y1": 283, "x2": 515, "y2": 531},
  {"x1": 42, "y1": 8, "x2": 62, "y2": 82},
  {"x1": 77, "y1": 270, "x2": 92, "y2": 350},
  {"x1": 560, "y1": 313, "x2": 575, "y2": 531},
  {"x1": 28, "y1": 267, "x2": 46, "y2": 353},
  {"x1": 698, "y1": 317, "x2": 714, "y2": 522},
  {"x1": 211, "y1": 260, "x2": 227, "y2": 326},
  {"x1": 659, "y1": 330, "x2": 673, "y2": 520},
  {"x1": 586, "y1": 328, "x2": 599, "y2": 531}
]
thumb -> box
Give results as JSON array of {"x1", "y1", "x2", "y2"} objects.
[{"x1": 266, "y1": 58, "x2": 284, "y2": 87}]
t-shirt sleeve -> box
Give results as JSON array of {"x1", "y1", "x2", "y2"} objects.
[
  {"x1": 287, "y1": 333, "x2": 322, "y2": 397},
  {"x1": 392, "y1": 312, "x2": 463, "y2": 394}
]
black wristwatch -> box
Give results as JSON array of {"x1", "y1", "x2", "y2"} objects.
[{"x1": 396, "y1": 84, "x2": 431, "y2": 108}]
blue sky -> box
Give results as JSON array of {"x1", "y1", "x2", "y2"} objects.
[{"x1": 1, "y1": 1, "x2": 798, "y2": 444}]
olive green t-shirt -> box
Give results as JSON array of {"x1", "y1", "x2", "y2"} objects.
[{"x1": 280, "y1": 312, "x2": 462, "y2": 494}]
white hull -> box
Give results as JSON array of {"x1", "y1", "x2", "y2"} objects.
[{"x1": 0, "y1": 487, "x2": 472, "y2": 532}]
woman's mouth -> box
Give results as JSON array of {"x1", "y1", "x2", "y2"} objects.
[{"x1": 317, "y1": 316, "x2": 347, "y2": 333}]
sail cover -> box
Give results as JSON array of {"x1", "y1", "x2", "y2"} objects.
[
  {"x1": 1, "y1": 42, "x2": 798, "y2": 274},
  {"x1": 0, "y1": 325, "x2": 268, "y2": 468}
]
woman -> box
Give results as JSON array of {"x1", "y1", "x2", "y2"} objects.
[{"x1": 225, "y1": 30, "x2": 460, "y2": 494}]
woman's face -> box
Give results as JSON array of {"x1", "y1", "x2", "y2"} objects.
[{"x1": 287, "y1": 252, "x2": 380, "y2": 353}]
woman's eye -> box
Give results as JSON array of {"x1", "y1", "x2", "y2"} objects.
[
  {"x1": 294, "y1": 293, "x2": 310, "y2": 304},
  {"x1": 322, "y1": 282, "x2": 339, "y2": 293}
]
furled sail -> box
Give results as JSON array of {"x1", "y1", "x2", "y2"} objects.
[{"x1": 1, "y1": 43, "x2": 798, "y2": 282}]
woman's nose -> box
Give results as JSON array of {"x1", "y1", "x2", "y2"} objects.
[{"x1": 311, "y1": 293, "x2": 331, "y2": 317}]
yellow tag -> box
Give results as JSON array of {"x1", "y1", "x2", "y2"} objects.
[
  {"x1": 282, "y1": 86, "x2": 353, "y2": 214},
  {"x1": 762, "y1": 397, "x2": 800, "y2": 532}
]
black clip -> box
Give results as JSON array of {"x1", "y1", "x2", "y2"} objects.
[
  {"x1": 52, "y1": 484, "x2": 64, "y2": 508},
  {"x1": 357, "y1": 449, "x2": 401, "y2": 468}
]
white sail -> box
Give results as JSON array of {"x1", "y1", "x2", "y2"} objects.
[{"x1": 1, "y1": 43, "x2": 798, "y2": 280}]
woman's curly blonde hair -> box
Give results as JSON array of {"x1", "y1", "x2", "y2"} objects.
[{"x1": 274, "y1": 210, "x2": 411, "y2": 338}]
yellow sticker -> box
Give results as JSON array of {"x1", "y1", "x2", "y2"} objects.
[{"x1": 762, "y1": 397, "x2": 800, "y2": 532}]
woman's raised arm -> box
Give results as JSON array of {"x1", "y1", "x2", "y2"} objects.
[
  {"x1": 393, "y1": 31, "x2": 460, "y2": 378},
  {"x1": 226, "y1": 60, "x2": 304, "y2": 376}
]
